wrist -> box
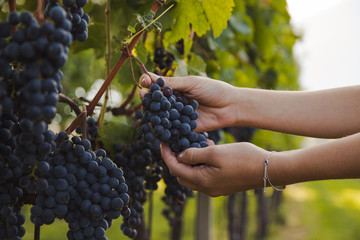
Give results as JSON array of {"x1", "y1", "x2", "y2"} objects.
[
  {"x1": 266, "y1": 150, "x2": 299, "y2": 187},
  {"x1": 231, "y1": 87, "x2": 257, "y2": 127}
]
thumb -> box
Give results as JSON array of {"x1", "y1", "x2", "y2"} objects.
[
  {"x1": 140, "y1": 72, "x2": 197, "y2": 93},
  {"x1": 177, "y1": 146, "x2": 216, "y2": 166}
]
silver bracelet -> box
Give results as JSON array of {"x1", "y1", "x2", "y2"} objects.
[{"x1": 263, "y1": 151, "x2": 286, "y2": 192}]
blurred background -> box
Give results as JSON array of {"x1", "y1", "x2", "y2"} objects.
[{"x1": 270, "y1": 0, "x2": 360, "y2": 239}]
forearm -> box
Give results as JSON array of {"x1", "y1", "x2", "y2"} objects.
[
  {"x1": 236, "y1": 85, "x2": 360, "y2": 138},
  {"x1": 269, "y1": 132, "x2": 360, "y2": 186}
]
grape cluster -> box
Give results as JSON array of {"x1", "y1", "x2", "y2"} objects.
[
  {"x1": 0, "y1": 205, "x2": 26, "y2": 240},
  {"x1": 44, "y1": 0, "x2": 90, "y2": 41},
  {"x1": 1, "y1": 8, "x2": 70, "y2": 123},
  {"x1": 141, "y1": 77, "x2": 209, "y2": 153},
  {"x1": 161, "y1": 162, "x2": 193, "y2": 226},
  {"x1": 0, "y1": 8, "x2": 74, "y2": 201},
  {"x1": 106, "y1": 111, "x2": 164, "y2": 238},
  {"x1": 31, "y1": 132, "x2": 130, "y2": 239},
  {"x1": 154, "y1": 48, "x2": 174, "y2": 71},
  {"x1": 141, "y1": 78, "x2": 209, "y2": 228},
  {"x1": 113, "y1": 141, "x2": 150, "y2": 239},
  {"x1": 0, "y1": 79, "x2": 26, "y2": 240}
]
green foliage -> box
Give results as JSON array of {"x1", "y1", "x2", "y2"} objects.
[{"x1": 98, "y1": 118, "x2": 139, "y2": 156}]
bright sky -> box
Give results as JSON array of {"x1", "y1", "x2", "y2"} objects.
[{"x1": 286, "y1": 0, "x2": 360, "y2": 90}]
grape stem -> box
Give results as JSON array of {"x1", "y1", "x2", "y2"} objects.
[
  {"x1": 34, "y1": 223, "x2": 40, "y2": 240},
  {"x1": 58, "y1": 93, "x2": 82, "y2": 116},
  {"x1": 131, "y1": 53, "x2": 151, "y2": 78},
  {"x1": 8, "y1": 0, "x2": 16, "y2": 12},
  {"x1": 148, "y1": 190, "x2": 154, "y2": 239},
  {"x1": 65, "y1": 106, "x2": 87, "y2": 135},
  {"x1": 126, "y1": 46, "x2": 142, "y2": 89},
  {"x1": 81, "y1": 104, "x2": 89, "y2": 140},
  {"x1": 34, "y1": 0, "x2": 45, "y2": 24},
  {"x1": 98, "y1": 0, "x2": 112, "y2": 130}
]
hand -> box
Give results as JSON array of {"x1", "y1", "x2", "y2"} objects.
[
  {"x1": 139, "y1": 73, "x2": 239, "y2": 133},
  {"x1": 161, "y1": 141, "x2": 268, "y2": 197}
]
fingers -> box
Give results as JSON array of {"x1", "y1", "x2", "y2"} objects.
[
  {"x1": 140, "y1": 72, "x2": 158, "y2": 88},
  {"x1": 139, "y1": 72, "x2": 199, "y2": 93},
  {"x1": 161, "y1": 143, "x2": 201, "y2": 181},
  {"x1": 177, "y1": 145, "x2": 217, "y2": 166}
]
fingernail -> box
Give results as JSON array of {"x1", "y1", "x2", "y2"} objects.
[
  {"x1": 177, "y1": 152, "x2": 184, "y2": 162},
  {"x1": 140, "y1": 76, "x2": 146, "y2": 86}
]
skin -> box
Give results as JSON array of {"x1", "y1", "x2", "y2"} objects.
[{"x1": 139, "y1": 73, "x2": 360, "y2": 197}]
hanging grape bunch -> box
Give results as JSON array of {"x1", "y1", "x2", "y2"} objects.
[{"x1": 30, "y1": 132, "x2": 130, "y2": 239}]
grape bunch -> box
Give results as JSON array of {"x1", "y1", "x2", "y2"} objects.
[
  {"x1": 1, "y1": 8, "x2": 70, "y2": 123},
  {"x1": 0, "y1": 7, "x2": 74, "y2": 201},
  {"x1": 0, "y1": 80, "x2": 26, "y2": 240},
  {"x1": 141, "y1": 78, "x2": 209, "y2": 228},
  {"x1": 141, "y1": 77, "x2": 209, "y2": 153},
  {"x1": 30, "y1": 132, "x2": 130, "y2": 239},
  {"x1": 153, "y1": 48, "x2": 175, "y2": 73},
  {"x1": 44, "y1": 0, "x2": 90, "y2": 41},
  {"x1": 0, "y1": 205, "x2": 26, "y2": 240},
  {"x1": 104, "y1": 111, "x2": 164, "y2": 238}
]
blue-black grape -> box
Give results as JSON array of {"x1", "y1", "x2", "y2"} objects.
[
  {"x1": 141, "y1": 78, "x2": 209, "y2": 153},
  {"x1": 44, "y1": 0, "x2": 90, "y2": 41},
  {"x1": 31, "y1": 132, "x2": 130, "y2": 239},
  {"x1": 140, "y1": 78, "x2": 210, "y2": 227}
]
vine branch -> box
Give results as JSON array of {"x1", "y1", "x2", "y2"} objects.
[{"x1": 8, "y1": 0, "x2": 16, "y2": 12}]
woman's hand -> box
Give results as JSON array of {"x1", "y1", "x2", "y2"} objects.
[
  {"x1": 138, "y1": 73, "x2": 239, "y2": 133},
  {"x1": 161, "y1": 141, "x2": 268, "y2": 197}
]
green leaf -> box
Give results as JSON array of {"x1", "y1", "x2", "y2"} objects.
[
  {"x1": 135, "y1": 40, "x2": 155, "y2": 73},
  {"x1": 137, "y1": 10, "x2": 159, "y2": 32},
  {"x1": 127, "y1": 25, "x2": 136, "y2": 34},
  {"x1": 229, "y1": 12, "x2": 252, "y2": 36},
  {"x1": 201, "y1": 0, "x2": 235, "y2": 38},
  {"x1": 71, "y1": 23, "x2": 106, "y2": 58},
  {"x1": 187, "y1": 53, "x2": 207, "y2": 76},
  {"x1": 98, "y1": 118, "x2": 139, "y2": 155},
  {"x1": 168, "y1": 46, "x2": 188, "y2": 76},
  {"x1": 174, "y1": 59, "x2": 188, "y2": 76},
  {"x1": 153, "y1": 22, "x2": 162, "y2": 32},
  {"x1": 164, "y1": 0, "x2": 210, "y2": 44}
]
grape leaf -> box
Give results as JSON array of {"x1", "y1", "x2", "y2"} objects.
[
  {"x1": 187, "y1": 53, "x2": 207, "y2": 76},
  {"x1": 127, "y1": 25, "x2": 136, "y2": 34},
  {"x1": 164, "y1": 0, "x2": 210, "y2": 44},
  {"x1": 98, "y1": 119, "x2": 139, "y2": 156},
  {"x1": 201, "y1": 0, "x2": 235, "y2": 38},
  {"x1": 71, "y1": 23, "x2": 106, "y2": 58}
]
